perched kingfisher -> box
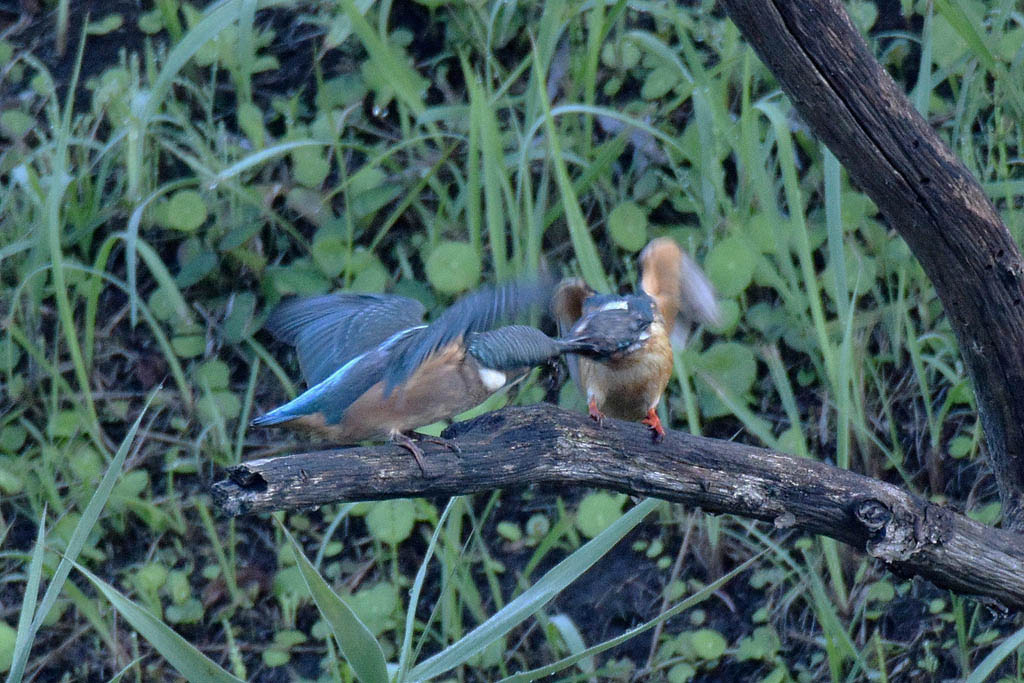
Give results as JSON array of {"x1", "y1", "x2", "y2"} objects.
[
  {"x1": 551, "y1": 237, "x2": 721, "y2": 441},
  {"x1": 251, "y1": 277, "x2": 611, "y2": 473}
]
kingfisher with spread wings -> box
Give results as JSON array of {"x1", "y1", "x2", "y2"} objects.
[
  {"x1": 252, "y1": 276, "x2": 612, "y2": 473},
  {"x1": 551, "y1": 238, "x2": 721, "y2": 441}
]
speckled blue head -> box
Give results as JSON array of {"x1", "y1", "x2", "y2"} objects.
[{"x1": 568, "y1": 293, "x2": 657, "y2": 357}]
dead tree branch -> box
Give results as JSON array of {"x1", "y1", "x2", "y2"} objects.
[
  {"x1": 213, "y1": 405, "x2": 1024, "y2": 610},
  {"x1": 718, "y1": 0, "x2": 1024, "y2": 527}
]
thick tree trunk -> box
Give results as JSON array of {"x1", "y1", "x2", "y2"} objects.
[
  {"x1": 717, "y1": 0, "x2": 1024, "y2": 527},
  {"x1": 213, "y1": 405, "x2": 1024, "y2": 610}
]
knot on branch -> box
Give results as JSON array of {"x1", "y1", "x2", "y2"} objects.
[{"x1": 855, "y1": 498, "x2": 954, "y2": 562}]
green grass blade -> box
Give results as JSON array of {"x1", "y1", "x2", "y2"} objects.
[
  {"x1": 7, "y1": 392, "x2": 156, "y2": 680},
  {"x1": 6, "y1": 510, "x2": 46, "y2": 683},
  {"x1": 460, "y1": 55, "x2": 483, "y2": 254},
  {"x1": 234, "y1": 0, "x2": 257, "y2": 104},
  {"x1": 474, "y1": 73, "x2": 510, "y2": 280},
  {"x1": 123, "y1": 181, "x2": 194, "y2": 327},
  {"x1": 74, "y1": 563, "x2": 243, "y2": 683},
  {"x1": 143, "y1": 0, "x2": 255, "y2": 121},
  {"x1": 30, "y1": 390, "x2": 157, "y2": 634},
  {"x1": 210, "y1": 140, "x2": 326, "y2": 185},
  {"x1": 965, "y1": 622, "x2": 1024, "y2": 683},
  {"x1": 499, "y1": 552, "x2": 763, "y2": 682},
  {"x1": 932, "y1": 0, "x2": 998, "y2": 75},
  {"x1": 530, "y1": 44, "x2": 609, "y2": 293},
  {"x1": 758, "y1": 101, "x2": 837, "y2": 391},
  {"x1": 547, "y1": 614, "x2": 594, "y2": 675},
  {"x1": 397, "y1": 497, "x2": 458, "y2": 679},
  {"x1": 761, "y1": 345, "x2": 810, "y2": 459},
  {"x1": 540, "y1": 131, "x2": 629, "y2": 233},
  {"x1": 408, "y1": 498, "x2": 660, "y2": 680},
  {"x1": 277, "y1": 519, "x2": 389, "y2": 683},
  {"x1": 625, "y1": 30, "x2": 693, "y2": 84},
  {"x1": 912, "y1": 1, "x2": 934, "y2": 116},
  {"x1": 45, "y1": 26, "x2": 101, "y2": 443},
  {"x1": 105, "y1": 658, "x2": 144, "y2": 683}
]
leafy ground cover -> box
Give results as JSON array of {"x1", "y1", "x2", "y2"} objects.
[{"x1": 1, "y1": 0, "x2": 1023, "y2": 680}]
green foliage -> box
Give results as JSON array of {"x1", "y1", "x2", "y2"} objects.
[
  {"x1": 2, "y1": 0, "x2": 1022, "y2": 678},
  {"x1": 574, "y1": 491, "x2": 626, "y2": 538}
]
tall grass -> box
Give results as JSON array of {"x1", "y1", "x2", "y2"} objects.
[{"x1": 1, "y1": 0, "x2": 1021, "y2": 679}]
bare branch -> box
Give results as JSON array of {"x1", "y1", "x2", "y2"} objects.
[
  {"x1": 213, "y1": 405, "x2": 1024, "y2": 609},
  {"x1": 717, "y1": 0, "x2": 1024, "y2": 527}
]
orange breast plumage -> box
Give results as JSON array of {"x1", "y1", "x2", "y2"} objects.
[{"x1": 578, "y1": 321, "x2": 673, "y2": 421}]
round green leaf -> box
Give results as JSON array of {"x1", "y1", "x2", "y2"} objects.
[
  {"x1": 164, "y1": 190, "x2": 207, "y2": 232},
  {"x1": 267, "y1": 260, "x2": 330, "y2": 296},
  {"x1": 641, "y1": 65, "x2": 680, "y2": 100},
  {"x1": 197, "y1": 391, "x2": 241, "y2": 422},
  {"x1": 0, "y1": 109, "x2": 34, "y2": 137},
  {"x1": 366, "y1": 498, "x2": 416, "y2": 545},
  {"x1": 496, "y1": 521, "x2": 522, "y2": 542},
  {"x1": 237, "y1": 101, "x2": 265, "y2": 148},
  {"x1": 133, "y1": 563, "x2": 169, "y2": 595},
  {"x1": 47, "y1": 410, "x2": 80, "y2": 439},
  {"x1": 866, "y1": 580, "x2": 895, "y2": 603},
  {"x1": 705, "y1": 236, "x2": 757, "y2": 298},
  {"x1": 949, "y1": 435, "x2": 973, "y2": 459},
  {"x1": 312, "y1": 231, "x2": 349, "y2": 278},
  {"x1": 424, "y1": 241, "x2": 481, "y2": 294},
  {"x1": 165, "y1": 597, "x2": 204, "y2": 625},
  {"x1": 694, "y1": 342, "x2": 758, "y2": 418},
  {"x1": 347, "y1": 582, "x2": 399, "y2": 636},
  {"x1": 171, "y1": 335, "x2": 206, "y2": 358},
  {"x1": 222, "y1": 292, "x2": 256, "y2": 343},
  {"x1": 600, "y1": 41, "x2": 641, "y2": 69},
  {"x1": 349, "y1": 258, "x2": 388, "y2": 293},
  {"x1": 607, "y1": 201, "x2": 648, "y2": 252},
  {"x1": 690, "y1": 628, "x2": 727, "y2": 660},
  {"x1": 697, "y1": 342, "x2": 757, "y2": 395},
  {"x1": 273, "y1": 630, "x2": 307, "y2": 648},
  {"x1": 525, "y1": 513, "x2": 550, "y2": 540},
  {"x1": 575, "y1": 492, "x2": 626, "y2": 538},
  {"x1": 0, "y1": 462, "x2": 23, "y2": 496},
  {"x1": 262, "y1": 649, "x2": 290, "y2": 667},
  {"x1": 0, "y1": 425, "x2": 27, "y2": 454},
  {"x1": 667, "y1": 662, "x2": 696, "y2": 683},
  {"x1": 292, "y1": 147, "x2": 330, "y2": 188},
  {"x1": 69, "y1": 446, "x2": 103, "y2": 483},
  {"x1": 138, "y1": 8, "x2": 163, "y2": 34},
  {"x1": 86, "y1": 14, "x2": 124, "y2": 35}
]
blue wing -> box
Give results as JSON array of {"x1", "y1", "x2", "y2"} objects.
[
  {"x1": 256, "y1": 275, "x2": 553, "y2": 428},
  {"x1": 252, "y1": 324, "x2": 426, "y2": 426},
  {"x1": 264, "y1": 293, "x2": 426, "y2": 387},
  {"x1": 381, "y1": 273, "x2": 556, "y2": 393}
]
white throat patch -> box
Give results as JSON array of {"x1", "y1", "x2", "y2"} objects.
[{"x1": 477, "y1": 367, "x2": 507, "y2": 391}]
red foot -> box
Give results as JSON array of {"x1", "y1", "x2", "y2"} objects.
[
  {"x1": 642, "y1": 407, "x2": 666, "y2": 443},
  {"x1": 588, "y1": 398, "x2": 606, "y2": 428}
]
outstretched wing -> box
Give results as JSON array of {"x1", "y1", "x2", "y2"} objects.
[
  {"x1": 382, "y1": 273, "x2": 556, "y2": 393},
  {"x1": 639, "y1": 238, "x2": 720, "y2": 344},
  {"x1": 264, "y1": 293, "x2": 426, "y2": 387},
  {"x1": 252, "y1": 324, "x2": 425, "y2": 426}
]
